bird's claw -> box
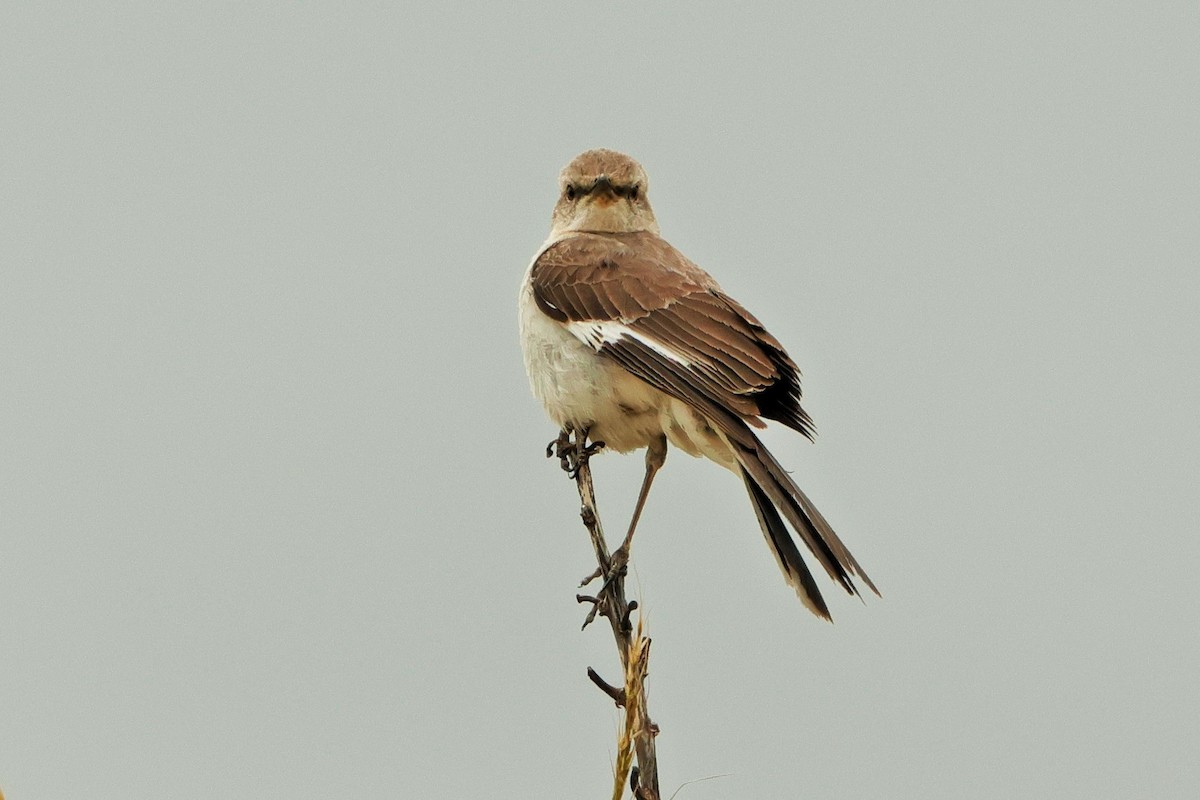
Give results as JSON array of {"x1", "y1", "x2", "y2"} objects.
[
  {"x1": 608, "y1": 544, "x2": 630, "y2": 575},
  {"x1": 547, "y1": 428, "x2": 605, "y2": 478},
  {"x1": 546, "y1": 430, "x2": 572, "y2": 472},
  {"x1": 592, "y1": 544, "x2": 630, "y2": 599},
  {"x1": 580, "y1": 543, "x2": 627, "y2": 589}
]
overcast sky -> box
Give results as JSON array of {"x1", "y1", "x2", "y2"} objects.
[{"x1": 2, "y1": 3, "x2": 1198, "y2": 799}]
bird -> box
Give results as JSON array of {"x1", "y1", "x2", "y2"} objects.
[{"x1": 518, "y1": 148, "x2": 876, "y2": 620}]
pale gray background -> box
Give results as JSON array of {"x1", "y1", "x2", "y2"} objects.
[{"x1": 2, "y1": 3, "x2": 1197, "y2": 798}]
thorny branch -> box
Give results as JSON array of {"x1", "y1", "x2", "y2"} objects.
[{"x1": 549, "y1": 425, "x2": 660, "y2": 800}]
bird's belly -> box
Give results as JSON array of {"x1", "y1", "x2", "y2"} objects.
[{"x1": 519, "y1": 285, "x2": 665, "y2": 453}]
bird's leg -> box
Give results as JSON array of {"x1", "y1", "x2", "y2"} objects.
[
  {"x1": 608, "y1": 435, "x2": 667, "y2": 577},
  {"x1": 584, "y1": 437, "x2": 666, "y2": 594}
]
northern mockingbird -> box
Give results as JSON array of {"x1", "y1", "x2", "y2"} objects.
[{"x1": 519, "y1": 148, "x2": 875, "y2": 619}]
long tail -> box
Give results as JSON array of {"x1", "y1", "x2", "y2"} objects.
[
  {"x1": 732, "y1": 430, "x2": 878, "y2": 620},
  {"x1": 741, "y1": 469, "x2": 831, "y2": 618}
]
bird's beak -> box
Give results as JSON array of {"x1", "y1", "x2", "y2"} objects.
[{"x1": 588, "y1": 176, "x2": 618, "y2": 206}]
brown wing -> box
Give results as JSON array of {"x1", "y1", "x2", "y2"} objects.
[{"x1": 530, "y1": 231, "x2": 814, "y2": 438}]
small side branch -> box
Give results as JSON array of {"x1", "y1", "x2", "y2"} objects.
[
  {"x1": 587, "y1": 667, "x2": 626, "y2": 706},
  {"x1": 550, "y1": 426, "x2": 660, "y2": 800}
]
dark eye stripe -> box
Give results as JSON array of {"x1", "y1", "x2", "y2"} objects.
[{"x1": 566, "y1": 182, "x2": 642, "y2": 200}]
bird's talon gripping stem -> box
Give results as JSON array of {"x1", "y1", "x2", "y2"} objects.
[
  {"x1": 548, "y1": 427, "x2": 575, "y2": 473},
  {"x1": 549, "y1": 426, "x2": 606, "y2": 479},
  {"x1": 579, "y1": 566, "x2": 603, "y2": 587},
  {"x1": 609, "y1": 543, "x2": 630, "y2": 573},
  {"x1": 596, "y1": 550, "x2": 630, "y2": 597},
  {"x1": 580, "y1": 604, "x2": 602, "y2": 630}
]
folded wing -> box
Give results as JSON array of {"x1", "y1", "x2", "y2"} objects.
[{"x1": 530, "y1": 231, "x2": 813, "y2": 437}]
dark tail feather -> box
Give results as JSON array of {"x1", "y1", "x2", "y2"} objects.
[
  {"x1": 733, "y1": 432, "x2": 879, "y2": 606},
  {"x1": 741, "y1": 468, "x2": 831, "y2": 620}
]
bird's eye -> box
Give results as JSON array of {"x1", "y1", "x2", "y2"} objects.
[
  {"x1": 565, "y1": 185, "x2": 577, "y2": 201},
  {"x1": 630, "y1": 185, "x2": 640, "y2": 201}
]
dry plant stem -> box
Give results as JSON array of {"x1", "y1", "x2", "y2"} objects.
[{"x1": 558, "y1": 425, "x2": 660, "y2": 800}]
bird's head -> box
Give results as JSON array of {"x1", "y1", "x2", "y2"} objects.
[{"x1": 551, "y1": 149, "x2": 660, "y2": 237}]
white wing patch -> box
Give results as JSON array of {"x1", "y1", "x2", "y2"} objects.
[{"x1": 566, "y1": 321, "x2": 692, "y2": 367}]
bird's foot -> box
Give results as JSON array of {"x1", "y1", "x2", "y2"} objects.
[
  {"x1": 595, "y1": 544, "x2": 631, "y2": 601},
  {"x1": 579, "y1": 543, "x2": 628, "y2": 589},
  {"x1": 546, "y1": 427, "x2": 604, "y2": 478},
  {"x1": 607, "y1": 543, "x2": 630, "y2": 578},
  {"x1": 577, "y1": 544, "x2": 631, "y2": 630},
  {"x1": 577, "y1": 546, "x2": 630, "y2": 627},
  {"x1": 546, "y1": 429, "x2": 569, "y2": 461},
  {"x1": 579, "y1": 565, "x2": 603, "y2": 587}
]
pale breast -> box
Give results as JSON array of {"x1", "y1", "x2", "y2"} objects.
[{"x1": 518, "y1": 279, "x2": 667, "y2": 453}]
